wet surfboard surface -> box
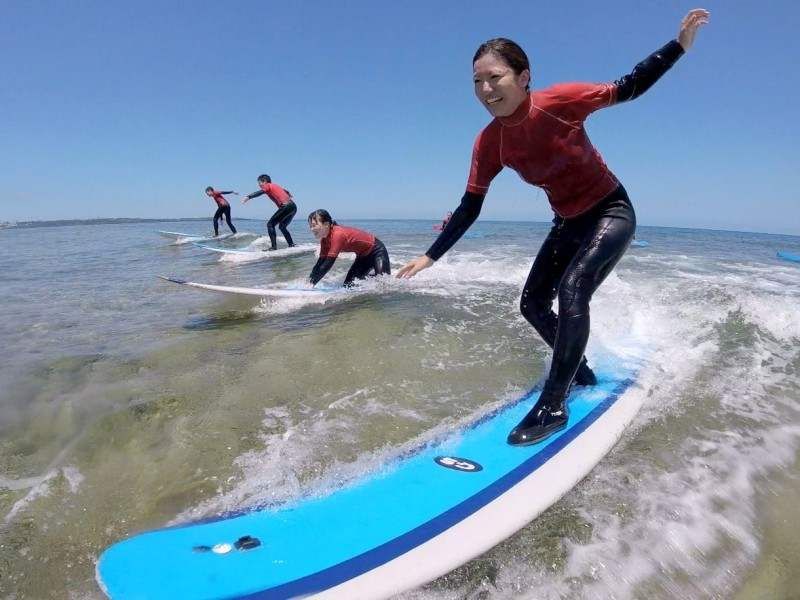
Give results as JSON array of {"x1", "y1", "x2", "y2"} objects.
[
  {"x1": 158, "y1": 276, "x2": 347, "y2": 298},
  {"x1": 97, "y1": 361, "x2": 641, "y2": 599}
]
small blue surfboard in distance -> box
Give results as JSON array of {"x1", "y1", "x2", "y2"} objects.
[
  {"x1": 96, "y1": 362, "x2": 641, "y2": 599},
  {"x1": 777, "y1": 250, "x2": 800, "y2": 264},
  {"x1": 630, "y1": 240, "x2": 649, "y2": 248}
]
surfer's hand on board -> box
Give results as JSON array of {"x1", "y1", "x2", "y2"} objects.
[
  {"x1": 678, "y1": 8, "x2": 709, "y2": 51},
  {"x1": 396, "y1": 255, "x2": 434, "y2": 279}
]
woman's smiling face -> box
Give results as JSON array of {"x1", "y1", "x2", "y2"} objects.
[{"x1": 473, "y1": 52, "x2": 530, "y2": 118}]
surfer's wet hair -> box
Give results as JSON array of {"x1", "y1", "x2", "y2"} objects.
[
  {"x1": 473, "y1": 38, "x2": 531, "y2": 91},
  {"x1": 257, "y1": 174, "x2": 272, "y2": 183},
  {"x1": 205, "y1": 186, "x2": 213, "y2": 193},
  {"x1": 307, "y1": 209, "x2": 337, "y2": 226}
]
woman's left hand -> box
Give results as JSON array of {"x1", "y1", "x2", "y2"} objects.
[{"x1": 678, "y1": 8, "x2": 710, "y2": 51}]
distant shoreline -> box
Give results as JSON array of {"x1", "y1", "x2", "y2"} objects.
[{"x1": 1, "y1": 218, "x2": 799, "y2": 238}]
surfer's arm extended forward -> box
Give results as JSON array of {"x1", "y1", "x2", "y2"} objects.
[
  {"x1": 613, "y1": 9, "x2": 708, "y2": 102},
  {"x1": 242, "y1": 190, "x2": 264, "y2": 204},
  {"x1": 309, "y1": 256, "x2": 337, "y2": 286},
  {"x1": 396, "y1": 191, "x2": 485, "y2": 279}
]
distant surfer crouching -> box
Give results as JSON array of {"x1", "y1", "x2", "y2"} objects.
[
  {"x1": 205, "y1": 187, "x2": 238, "y2": 236},
  {"x1": 397, "y1": 10, "x2": 709, "y2": 445},
  {"x1": 242, "y1": 174, "x2": 297, "y2": 251},
  {"x1": 307, "y1": 209, "x2": 390, "y2": 287}
]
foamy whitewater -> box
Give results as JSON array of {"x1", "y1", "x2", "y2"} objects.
[{"x1": 1, "y1": 220, "x2": 799, "y2": 598}]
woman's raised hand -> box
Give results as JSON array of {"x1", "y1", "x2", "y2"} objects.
[{"x1": 678, "y1": 8, "x2": 710, "y2": 51}]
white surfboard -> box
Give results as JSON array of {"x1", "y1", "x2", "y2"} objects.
[
  {"x1": 158, "y1": 276, "x2": 347, "y2": 298},
  {"x1": 158, "y1": 230, "x2": 237, "y2": 243},
  {"x1": 192, "y1": 242, "x2": 317, "y2": 261}
]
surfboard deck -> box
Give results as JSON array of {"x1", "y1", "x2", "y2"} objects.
[
  {"x1": 193, "y1": 242, "x2": 317, "y2": 260},
  {"x1": 777, "y1": 250, "x2": 800, "y2": 263},
  {"x1": 96, "y1": 363, "x2": 641, "y2": 599},
  {"x1": 158, "y1": 231, "x2": 236, "y2": 243},
  {"x1": 158, "y1": 276, "x2": 346, "y2": 298}
]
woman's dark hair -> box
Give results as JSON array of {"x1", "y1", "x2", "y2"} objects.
[
  {"x1": 473, "y1": 38, "x2": 531, "y2": 91},
  {"x1": 205, "y1": 186, "x2": 213, "y2": 193},
  {"x1": 257, "y1": 174, "x2": 271, "y2": 183},
  {"x1": 307, "y1": 209, "x2": 337, "y2": 226}
]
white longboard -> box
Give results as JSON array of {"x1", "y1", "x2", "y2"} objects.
[
  {"x1": 193, "y1": 242, "x2": 317, "y2": 262},
  {"x1": 158, "y1": 276, "x2": 347, "y2": 298},
  {"x1": 158, "y1": 231, "x2": 236, "y2": 243}
]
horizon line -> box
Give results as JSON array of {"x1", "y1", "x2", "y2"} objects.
[{"x1": 1, "y1": 217, "x2": 799, "y2": 239}]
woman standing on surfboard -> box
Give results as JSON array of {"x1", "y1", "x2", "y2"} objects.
[
  {"x1": 397, "y1": 10, "x2": 709, "y2": 445},
  {"x1": 242, "y1": 174, "x2": 297, "y2": 251},
  {"x1": 307, "y1": 209, "x2": 391, "y2": 287},
  {"x1": 205, "y1": 187, "x2": 238, "y2": 236}
]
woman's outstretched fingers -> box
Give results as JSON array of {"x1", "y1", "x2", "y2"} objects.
[{"x1": 678, "y1": 8, "x2": 710, "y2": 51}]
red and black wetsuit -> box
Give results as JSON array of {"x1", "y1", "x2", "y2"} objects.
[
  {"x1": 245, "y1": 182, "x2": 297, "y2": 249},
  {"x1": 209, "y1": 190, "x2": 237, "y2": 235},
  {"x1": 309, "y1": 224, "x2": 391, "y2": 286},
  {"x1": 427, "y1": 40, "x2": 684, "y2": 421}
]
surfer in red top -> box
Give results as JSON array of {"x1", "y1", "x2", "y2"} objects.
[
  {"x1": 397, "y1": 10, "x2": 709, "y2": 445},
  {"x1": 205, "y1": 187, "x2": 238, "y2": 236},
  {"x1": 307, "y1": 209, "x2": 391, "y2": 287},
  {"x1": 243, "y1": 174, "x2": 297, "y2": 251}
]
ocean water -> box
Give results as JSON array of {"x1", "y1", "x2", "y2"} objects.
[{"x1": 1, "y1": 219, "x2": 799, "y2": 599}]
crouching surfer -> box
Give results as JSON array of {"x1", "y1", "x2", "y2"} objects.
[{"x1": 307, "y1": 209, "x2": 390, "y2": 287}]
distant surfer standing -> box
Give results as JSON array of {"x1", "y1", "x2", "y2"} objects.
[
  {"x1": 307, "y1": 209, "x2": 391, "y2": 287},
  {"x1": 434, "y1": 212, "x2": 453, "y2": 232},
  {"x1": 242, "y1": 174, "x2": 297, "y2": 251},
  {"x1": 397, "y1": 10, "x2": 709, "y2": 445},
  {"x1": 205, "y1": 187, "x2": 238, "y2": 236}
]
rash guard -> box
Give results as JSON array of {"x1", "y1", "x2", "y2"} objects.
[
  {"x1": 427, "y1": 39, "x2": 684, "y2": 261},
  {"x1": 209, "y1": 191, "x2": 234, "y2": 208},
  {"x1": 247, "y1": 182, "x2": 293, "y2": 208},
  {"x1": 467, "y1": 39, "x2": 684, "y2": 219}
]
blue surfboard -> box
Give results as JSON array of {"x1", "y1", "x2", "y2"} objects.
[
  {"x1": 777, "y1": 250, "x2": 800, "y2": 264},
  {"x1": 630, "y1": 240, "x2": 649, "y2": 248},
  {"x1": 97, "y1": 362, "x2": 641, "y2": 599}
]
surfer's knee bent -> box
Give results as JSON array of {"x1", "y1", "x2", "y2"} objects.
[{"x1": 519, "y1": 288, "x2": 553, "y2": 326}]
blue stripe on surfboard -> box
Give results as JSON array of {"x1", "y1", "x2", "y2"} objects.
[{"x1": 97, "y1": 369, "x2": 637, "y2": 598}]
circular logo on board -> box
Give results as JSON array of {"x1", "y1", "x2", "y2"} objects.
[{"x1": 434, "y1": 456, "x2": 483, "y2": 472}]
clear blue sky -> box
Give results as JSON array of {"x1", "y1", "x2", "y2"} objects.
[{"x1": 1, "y1": 1, "x2": 798, "y2": 234}]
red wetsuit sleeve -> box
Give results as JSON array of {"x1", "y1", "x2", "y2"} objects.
[
  {"x1": 545, "y1": 82, "x2": 617, "y2": 124},
  {"x1": 466, "y1": 122, "x2": 503, "y2": 194}
]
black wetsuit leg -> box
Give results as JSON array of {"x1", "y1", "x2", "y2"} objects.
[
  {"x1": 213, "y1": 207, "x2": 224, "y2": 236},
  {"x1": 546, "y1": 186, "x2": 635, "y2": 396},
  {"x1": 267, "y1": 201, "x2": 296, "y2": 249},
  {"x1": 509, "y1": 186, "x2": 636, "y2": 445},
  {"x1": 343, "y1": 239, "x2": 390, "y2": 286},
  {"x1": 221, "y1": 205, "x2": 236, "y2": 234}
]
